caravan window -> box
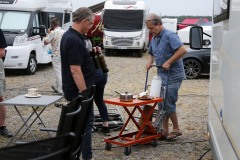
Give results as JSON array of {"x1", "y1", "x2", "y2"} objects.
[
  {"x1": 64, "y1": 13, "x2": 70, "y2": 24},
  {"x1": 0, "y1": 11, "x2": 31, "y2": 30},
  {"x1": 103, "y1": 9, "x2": 144, "y2": 32},
  {"x1": 213, "y1": 0, "x2": 230, "y2": 23},
  {"x1": 33, "y1": 14, "x2": 40, "y2": 34}
]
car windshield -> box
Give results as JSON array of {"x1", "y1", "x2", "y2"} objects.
[
  {"x1": 0, "y1": 11, "x2": 31, "y2": 31},
  {"x1": 103, "y1": 9, "x2": 144, "y2": 32}
]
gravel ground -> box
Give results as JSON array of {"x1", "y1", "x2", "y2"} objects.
[{"x1": 0, "y1": 52, "x2": 212, "y2": 160}]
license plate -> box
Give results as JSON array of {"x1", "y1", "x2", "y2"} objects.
[{"x1": 118, "y1": 46, "x2": 127, "y2": 49}]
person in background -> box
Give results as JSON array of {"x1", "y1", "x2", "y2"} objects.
[
  {"x1": 145, "y1": 13, "x2": 187, "y2": 140},
  {"x1": 85, "y1": 36, "x2": 110, "y2": 135},
  {"x1": 0, "y1": 29, "x2": 13, "y2": 137},
  {"x1": 44, "y1": 17, "x2": 65, "y2": 95},
  {"x1": 60, "y1": 7, "x2": 95, "y2": 160}
]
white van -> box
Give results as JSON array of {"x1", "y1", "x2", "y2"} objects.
[
  {"x1": 102, "y1": 0, "x2": 149, "y2": 57},
  {"x1": 0, "y1": 0, "x2": 71, "y2": 74}
]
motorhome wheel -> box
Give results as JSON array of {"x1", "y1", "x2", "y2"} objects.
[{"x1": 26, "y1": 54, "x2": 37, "y2": 75}]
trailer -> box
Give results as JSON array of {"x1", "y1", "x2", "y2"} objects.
[{"x1": 189, "y1": 0, "x2": 240, "y2": 159}]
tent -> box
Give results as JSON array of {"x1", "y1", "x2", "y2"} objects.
[{"x1": 178, "y1": 18, "x2": 209, "y2": 29}]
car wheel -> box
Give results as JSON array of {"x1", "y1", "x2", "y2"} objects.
[
  {"x1": 26, "y1": 54, "x2": 37, "y2": 75},
  {"x1": 183, "y1": 58, "x2": 202, "y2": 79}
]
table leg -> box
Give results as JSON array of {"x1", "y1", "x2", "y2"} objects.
[
  {"x1": 7, "y1": 106, "x2": 37, "y2": 146},
  {"x1": 118, "y1": 106, "x2": 137, "y2": 136},
  {"x1": 19, "y1": 107, "x2": 50, "y2": 140},
  {"x1": 135, "y1": 104, "x2": 157, "y2": 139},
  {"x1": 121, "y1": 103, "x2": 158, "y2": 140},
  {"x1": 123, "y1": 106, "x2": 141, "y2": 128},
  {"x1": 31, "y1": 106, "x2": 51, "y2": 137}
]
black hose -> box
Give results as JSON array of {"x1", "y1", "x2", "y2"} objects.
[{"x1": 197, "y1": 148, "x2": 211, "y2": 160}]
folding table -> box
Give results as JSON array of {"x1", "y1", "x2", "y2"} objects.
[
  {"x1": 0, "y1": 95, "x2": 63, "y2": 146},
  {"x1": 104, "y1": 97, "x2": 163, "y2": 156}
]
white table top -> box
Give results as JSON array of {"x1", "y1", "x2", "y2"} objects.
[{"x1": 0, "y1": 95, "x2": 63, "y2": 107}]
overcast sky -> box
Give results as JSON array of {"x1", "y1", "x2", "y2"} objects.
[{"x1": 73, "y1": 0, "x2": 213, "y2": 16}]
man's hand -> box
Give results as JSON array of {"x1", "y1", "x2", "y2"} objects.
[
  {"x1": 146, "y1": 63, "x2": 152, "y2": 70},
  {"x1": 47, "y1": 28, "x2": 52, "y2": 34},
  {"x1": 92, "y1": 46, "x2": 102, "y2": 55},
  {"x1": 162, "y1": 61, "x2": 171, "y2": 70}
]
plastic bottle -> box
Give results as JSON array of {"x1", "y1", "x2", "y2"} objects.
[
  {"x1": 47, "y1": 47, "x2": 52, "y2": 55},
  {"x1": 149, "y1": 75, "x2": 162, "y2": 97}
]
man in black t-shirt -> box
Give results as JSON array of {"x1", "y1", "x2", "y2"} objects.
[
  {"x1": 0, "y1": 29, "x2": 13, "y2": 137},
  {"x1": 60, "y1": 8, "x2": 95, "y2": 160}
]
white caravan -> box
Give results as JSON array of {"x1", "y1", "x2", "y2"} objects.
[
  {"x1": 102, "y1": 0, "x2": 149, "y2": 57},
  {"x1": 189, "y1": 0, "x2": 240, "y2": 159},
  {"x1": 0, "y1": 0, "x2": 71, "y2": 74}
]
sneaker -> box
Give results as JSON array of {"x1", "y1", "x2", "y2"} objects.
[
  {"x1": 0, "y1": 126, "x2": 13, "y2": 138},
  {"x1": 100, "y1": 126, "x2": 110, "y2": 136}
]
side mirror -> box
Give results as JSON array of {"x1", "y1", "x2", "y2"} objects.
[
  {"x1": 33, "y1": 25, "x2": 46, "y2": 37},
  {"x1": 39, "y1": 25, "x2": 46, "y2": 37},
  {"x1": 189, "y1": 26, "x2": 203, "y2": 49}
]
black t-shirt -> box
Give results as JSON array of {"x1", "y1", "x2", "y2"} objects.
[
  {"x1": 60, "y1": 28, "x2": 95, "y2": 101},
  {"x1": 0, "y1": 29, "x2": 7, "y2": 48}
]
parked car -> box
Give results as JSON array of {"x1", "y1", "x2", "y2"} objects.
[{"x1": 183, "y1": 48, "x2": 211, "y2": 79}]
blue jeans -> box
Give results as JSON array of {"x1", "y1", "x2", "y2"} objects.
[
  {"x1": 81, "y1": 105, "x2": 94, "y2": 160},
  {"x1": 95, "y1": 70, "x2": 109, "y2": 122}
]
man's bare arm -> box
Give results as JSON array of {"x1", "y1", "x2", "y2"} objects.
[
  {"x1": 146, "y1": 54, "x2": 154, "y2": 70},
  {"x1": 70, "y1": 65, "x2": 87, "y2": 92}
]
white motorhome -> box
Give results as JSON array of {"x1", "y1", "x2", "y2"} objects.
[
  {"x1": 189, "y1": 0, "x2": 240, "y2": 159},
  {"x1": 0, "y1": 0, "x2": 71, "y2": 74},
  {"x1": 102, "y1": 0, "x2": 149, "y2": 57}
]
